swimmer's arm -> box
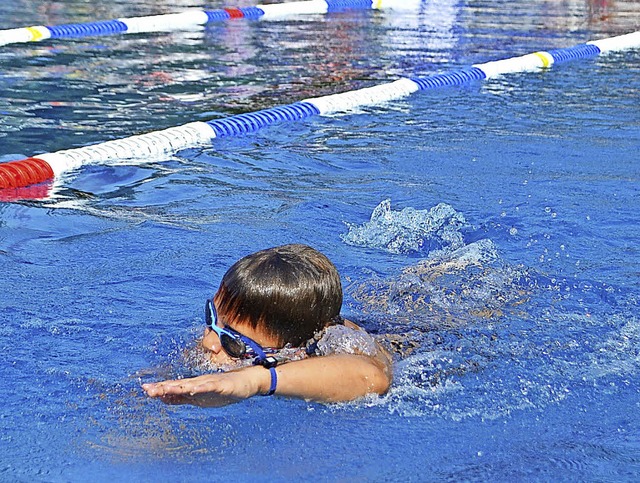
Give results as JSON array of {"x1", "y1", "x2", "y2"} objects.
[
  {"x1": 272, "y1": 350, "x2": 392, "y2": 402},
  {"x1": 143, "y1": 350, "x2": 392, "y2": 407}
]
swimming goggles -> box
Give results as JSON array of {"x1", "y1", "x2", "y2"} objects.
[{"x1": 205, "y1": 299, "x2": 278, "y2": 395}]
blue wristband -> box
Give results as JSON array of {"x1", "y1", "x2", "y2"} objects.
[
  {"x1": 263, "y1": 366, "x2": 277, "y2": 396},
  {"x1": 253, "y1": 355, "x2": 277, "y2": 396}
]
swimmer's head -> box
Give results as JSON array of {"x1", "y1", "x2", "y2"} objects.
[{"x1": 213, "y1": 244, "x2": 343, "y2": 347}]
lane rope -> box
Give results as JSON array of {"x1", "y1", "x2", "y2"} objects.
[
  {"x1": 0, "y1": 31, "x2": 639, "y2": 194},
  {"x1": 0, "y1": 0, "x2": 416, "y2": 47}
]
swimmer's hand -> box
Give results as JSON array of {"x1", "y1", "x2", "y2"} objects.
[
  {"x1": 143, "y1": 352, "x2": 392, "y2": 407},
  {"x1": 142, "y1": 366, "x2": 269, "y2": 407}
]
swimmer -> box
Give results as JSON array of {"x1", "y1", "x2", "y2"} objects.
[{"x1": 142, "y1": 244, "x2": 392, "y2": 407}]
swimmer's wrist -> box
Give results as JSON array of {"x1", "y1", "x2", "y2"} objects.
[
  {"x1": 261, "y1": 366, "x2": 277, "y2": 396},
  {"x1": 247, "y1": 364, "x2": 276, "y2": 397}
]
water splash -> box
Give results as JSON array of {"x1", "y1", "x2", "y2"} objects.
[
  {"x1": 350, "y1": 238, "x2": 533, "y2": 331},
  {"x1": 341, "y1": 202, "x2": 639, "y2": 421},
  {"x1": 341, "y1": 199, "x2": 468, "y2": 255}
]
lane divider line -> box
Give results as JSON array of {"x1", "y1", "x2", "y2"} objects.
[
  {"x1": 0, "y1": 0, "x2": 417, "y2": 47},
  {"x1": 1, "y1": 31, "x2": 639, "y2": 194}
]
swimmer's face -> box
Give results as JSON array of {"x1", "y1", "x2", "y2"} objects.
[{"x1": 201, "y1": 299, "x2": 280, "y2": 365}]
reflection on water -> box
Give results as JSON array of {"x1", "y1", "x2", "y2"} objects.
[
  {"x1": 2, "y1": 0, "x2": 639, "y2": 156},
  {"x1": 0, "y1": 0, "x2": 208, "y2": 27}
]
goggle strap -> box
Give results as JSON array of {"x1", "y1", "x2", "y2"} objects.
[{"x1": 242, "y1": 336, "x2": 268, "y2": 360}]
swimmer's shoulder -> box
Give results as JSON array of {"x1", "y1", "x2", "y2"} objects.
[{"x1": 343, "y1": 318, "x2": 363, "y2": 331}]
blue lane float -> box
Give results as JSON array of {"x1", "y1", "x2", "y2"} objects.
[
  {"x1": 547, "y1": 44, "x2": 603, "y2": 63},
  {"x1": 0, "y1": 0, "x2": 413, "y2": 47},
  {"x1": 46, "y1": 20, "x2": 129, "y2": 39},
  {"x1": 207, "y1": 103, "x2": 322, "y2": 138},
  {"x1": 0, "y1": 31, "x2": 639, "y2": 194},
  {"x1": 409, "y1": 68, "x2": 487, "y2": 90}
]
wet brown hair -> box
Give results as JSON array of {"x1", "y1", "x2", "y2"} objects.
[{"x1": 213, "y1": 244, "x2": 343, "y2": 347}]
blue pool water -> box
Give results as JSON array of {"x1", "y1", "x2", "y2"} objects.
[{"x1": 1, "y1": 0, "x2": 639, "y2": 481}]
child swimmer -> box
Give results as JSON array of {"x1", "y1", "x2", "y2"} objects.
[{"x1": 142, "y1": 244, "x2": 392, "y2": 407}]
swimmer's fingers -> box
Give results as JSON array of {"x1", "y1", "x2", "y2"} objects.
[
  {"x1": 143, "y1": 376, "x2": 214, "y2": 397},
  {"x1": 142, "y1": 379, "x2": 189, "y2": 397},
  {"x1": 143, "y1": 375, "x2": 246, "y2": 407}
]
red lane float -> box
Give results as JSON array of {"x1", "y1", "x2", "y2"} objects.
[{"x1": 0, "y1": 157, "x2": 54, "y2": 190}]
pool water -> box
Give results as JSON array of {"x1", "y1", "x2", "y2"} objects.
[{"x1": 1, "y1": 0, "x2": 639, "y2": 481}]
